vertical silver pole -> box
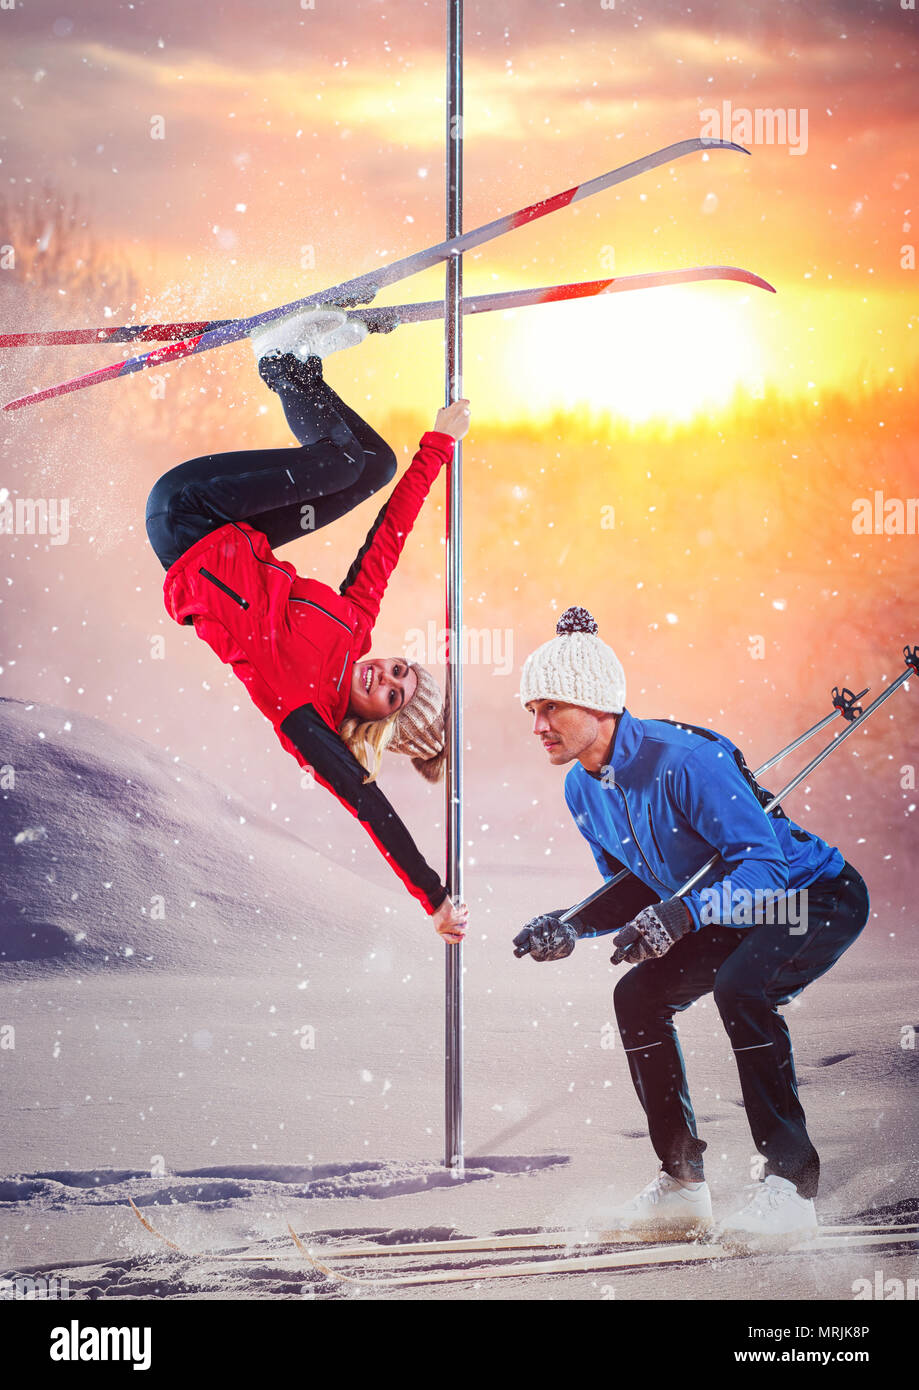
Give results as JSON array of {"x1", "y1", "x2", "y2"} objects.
[{"x1": 444, "y1": 0, "x2": 464, "y2": 1175}]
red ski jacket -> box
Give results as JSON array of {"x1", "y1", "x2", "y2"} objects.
[{"x1": 161, "y1": 430, "x2": 455, "y2": 915}]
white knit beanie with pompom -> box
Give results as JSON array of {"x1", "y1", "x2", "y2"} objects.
[{"x1": 519, "y1": 606, "x2": 626, "y2": 713}]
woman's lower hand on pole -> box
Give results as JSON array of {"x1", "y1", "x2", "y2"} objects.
[{"x1": 432, "y1": 893, "x2": 468, "y2": 945}]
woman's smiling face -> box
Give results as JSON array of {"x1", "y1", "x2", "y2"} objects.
[{"x1": 349, "y1": 657, "x2": 418, "y2": 721}]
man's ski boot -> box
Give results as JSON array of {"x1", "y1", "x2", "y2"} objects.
[
  {"x1": 716, "y1": 1176, "x2": 818, "y2": 1252},
  {"x1": 601, "y1": 1169, "x2": 713, "y2": 1239}
]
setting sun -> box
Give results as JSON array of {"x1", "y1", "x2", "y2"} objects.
[{"x1": 498, "y1": 284, "x2": 770, "y2": 424}]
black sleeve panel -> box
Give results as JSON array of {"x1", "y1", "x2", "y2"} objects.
[{"x1": 279, "y1": 703, "x2": 448, "y2": 915}]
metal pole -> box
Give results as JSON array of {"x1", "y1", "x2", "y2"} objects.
[{"x1": 444, "y1": 0, "x2": 464, "y2": 1174}]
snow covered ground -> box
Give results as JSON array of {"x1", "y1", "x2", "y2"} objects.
[{"x1": 1, "y1": 696, "x2": 917, "y2": 1300}]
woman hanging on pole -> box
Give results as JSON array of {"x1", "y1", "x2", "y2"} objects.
[{"x1": 144, "y1": 307, "x2": 469, "y2": 943}]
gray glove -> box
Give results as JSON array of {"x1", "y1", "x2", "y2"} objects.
[
  {"x1": 513, "y1": 909, "x2": 584, "y2": 962},
  {"x1": 611, "y1": 898, "x2": 694, "y2": 966}
]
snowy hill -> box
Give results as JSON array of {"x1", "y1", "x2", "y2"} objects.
[{"x1": 0, "y1": 696, "x2": 406, "y2": 973}]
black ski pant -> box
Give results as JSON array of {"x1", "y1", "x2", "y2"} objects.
[
  {"x1": 145, "y1": 367, "x2": 396, "y2": 570},
  {"x1": 613, "y1": 861, "x2": 869, "y2": 1199}
]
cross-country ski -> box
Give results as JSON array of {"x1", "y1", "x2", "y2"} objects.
[
  {"x1": 2, "y1": 137, "x2": 756, "y2": 411},
  {"x1": 0, "y1": 266, "x2": 775, "y2": 348},
  {"x1": 287, "y1": 1218, "x2": 919, "y2": 1262},
  {"x1": 127, "y1": 1195, "x2": 919, "y2": 1276},
  {"x1": 288, "y1": 1225, "x2": 919, "y2": 1291}
]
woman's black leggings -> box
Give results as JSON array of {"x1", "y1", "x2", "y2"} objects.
[{"x1": 145, "y1": 367, "x2": 398, "y2": 571}]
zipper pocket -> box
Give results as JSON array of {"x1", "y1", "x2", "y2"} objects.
[
  {"x1": 289, "y1": 597, "x2": 354, "y2": 634},
  {"x1": 199, "y1": 567, "x2": 249, "y2": 609},
  {"x1": 617, "y1": 786, "x2": 669, "y2": 890},
  {"x1": 647, "y1": 806, "x2": 665, "y2": 862},
  {"x1": 335, "y1": 650, "x2": 350, "y2": 690}
]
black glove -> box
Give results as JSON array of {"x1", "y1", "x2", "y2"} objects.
[
  {"x1": 513, "y1": 909, "x2": 584, "y2": 962},
  {"x1": 611, "y1": 898, "x2": 694, "y2": 966}
]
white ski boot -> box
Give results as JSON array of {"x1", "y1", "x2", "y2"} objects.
[
  {"x1": 717, "y1": 1175, "x2": 818, "y2": 1251},
  {"x1": 249, "y1": 305, "x2": 368, "y2": 367},
  {"x1": 602, "y1": 1169, "x2": 713, "y2": 1239}
]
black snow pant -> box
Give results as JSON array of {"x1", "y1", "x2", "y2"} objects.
[
  {"x1": 613, "y1": 861, "x2": 870, "y2": 1199},
  {"x1": 145, "y1": 363, "x2": 397, "y2": 570}
]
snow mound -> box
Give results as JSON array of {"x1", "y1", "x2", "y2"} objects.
[{"x1": 0, "y1": 697, "x2": 408, "y2": 975}]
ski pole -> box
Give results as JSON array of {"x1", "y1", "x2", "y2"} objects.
[
  {"x1": 755, "y1": 684, "x2": 868, "y2": 775},
  {"x1": 661, "y1": 648, "x2": 917, "y2": 912},
  {"x1": 578, "y1": 647, "x2": 917, "y2": 943},
  {"x1": 554, "y1": 683, "x2": 868, "y2": 931}
]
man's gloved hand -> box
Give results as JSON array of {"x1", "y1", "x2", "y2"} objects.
[
  {"x1": 513, "y1": 909, "x2": 584, "y2": 962},
  {"x1": 611, "y1": 898, "x2": 695, "y2": 966}
]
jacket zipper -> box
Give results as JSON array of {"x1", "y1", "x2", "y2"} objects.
[
  {"x1": 335, "y1": 651, "x2": 350, "y2": 690},
  {"x1": 617, "y1": 786, "x2": 670, "y2": 890},
  {"x1": 289, "y1": 596, "x2": 354, "y2": 634},
  {"x1": 229, "y1": 520, "x2": 353, "y2": 632},
  {"x1": 647, "y1": 805, "x2": 665, "y2": 862},
  {"x1": 198, "y1": 567, "x2": 249, "y2": 609},
  {"x1": 230, "y1": 521, "x2": 295, "y2": 581}
]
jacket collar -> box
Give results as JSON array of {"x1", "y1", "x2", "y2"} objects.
[{"x1": 583, "y1": 707, "x2": 643, "y2": 780}]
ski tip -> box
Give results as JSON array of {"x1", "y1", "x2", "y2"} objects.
[
  {"x1": 715, "y1": 267, "x2": 776, "y2": 294},
  {"x1": 699, "y1": 138, "x2": 752, "y2": 157}
]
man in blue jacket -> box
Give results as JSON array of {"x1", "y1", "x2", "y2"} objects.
[{"x1": 515, "y1": 607, "x2": 870, "y2": 1248}]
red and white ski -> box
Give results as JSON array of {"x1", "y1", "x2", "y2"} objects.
[
  {"x1": 3, "y1": 137, "x2": 753, "y2": 411},
  {"x1": 0, "y1": 266, "x2": 774, "y2": 349}
]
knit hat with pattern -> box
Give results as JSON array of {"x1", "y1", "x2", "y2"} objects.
[
  {"x1": 519, "y1": 606, "x2": 626, "y2": 713},
  {"x1": 387, "y1": 663, "x2": 449, "y2": 782}
]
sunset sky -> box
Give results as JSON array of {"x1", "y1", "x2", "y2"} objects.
[
  {"x1": 1, "y1": 0, "x2": 916, "y2": 422},
  {"x1": 1, "y1": 2, "x2": 917, "y2": 921}
]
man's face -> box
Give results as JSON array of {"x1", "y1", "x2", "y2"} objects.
[{"x1": 525, "y1": 698, "x2": 608, "y2": 766}]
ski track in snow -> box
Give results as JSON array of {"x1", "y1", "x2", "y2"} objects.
[
  {"x1": 0, "y1": 1158, "x2": 573, "y2": 1301},
  {"x1": 0, "y1": 1155, "x2": 567, "y2": 1208}
]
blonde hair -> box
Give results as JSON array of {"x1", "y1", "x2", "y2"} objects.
[{"x1": 338, "y1": 708, "x2": 400, "y2": 785}]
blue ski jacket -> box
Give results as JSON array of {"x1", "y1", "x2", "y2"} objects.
[{"x1": 563, "y1": 708, "x2": 845, "y2": 929}]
